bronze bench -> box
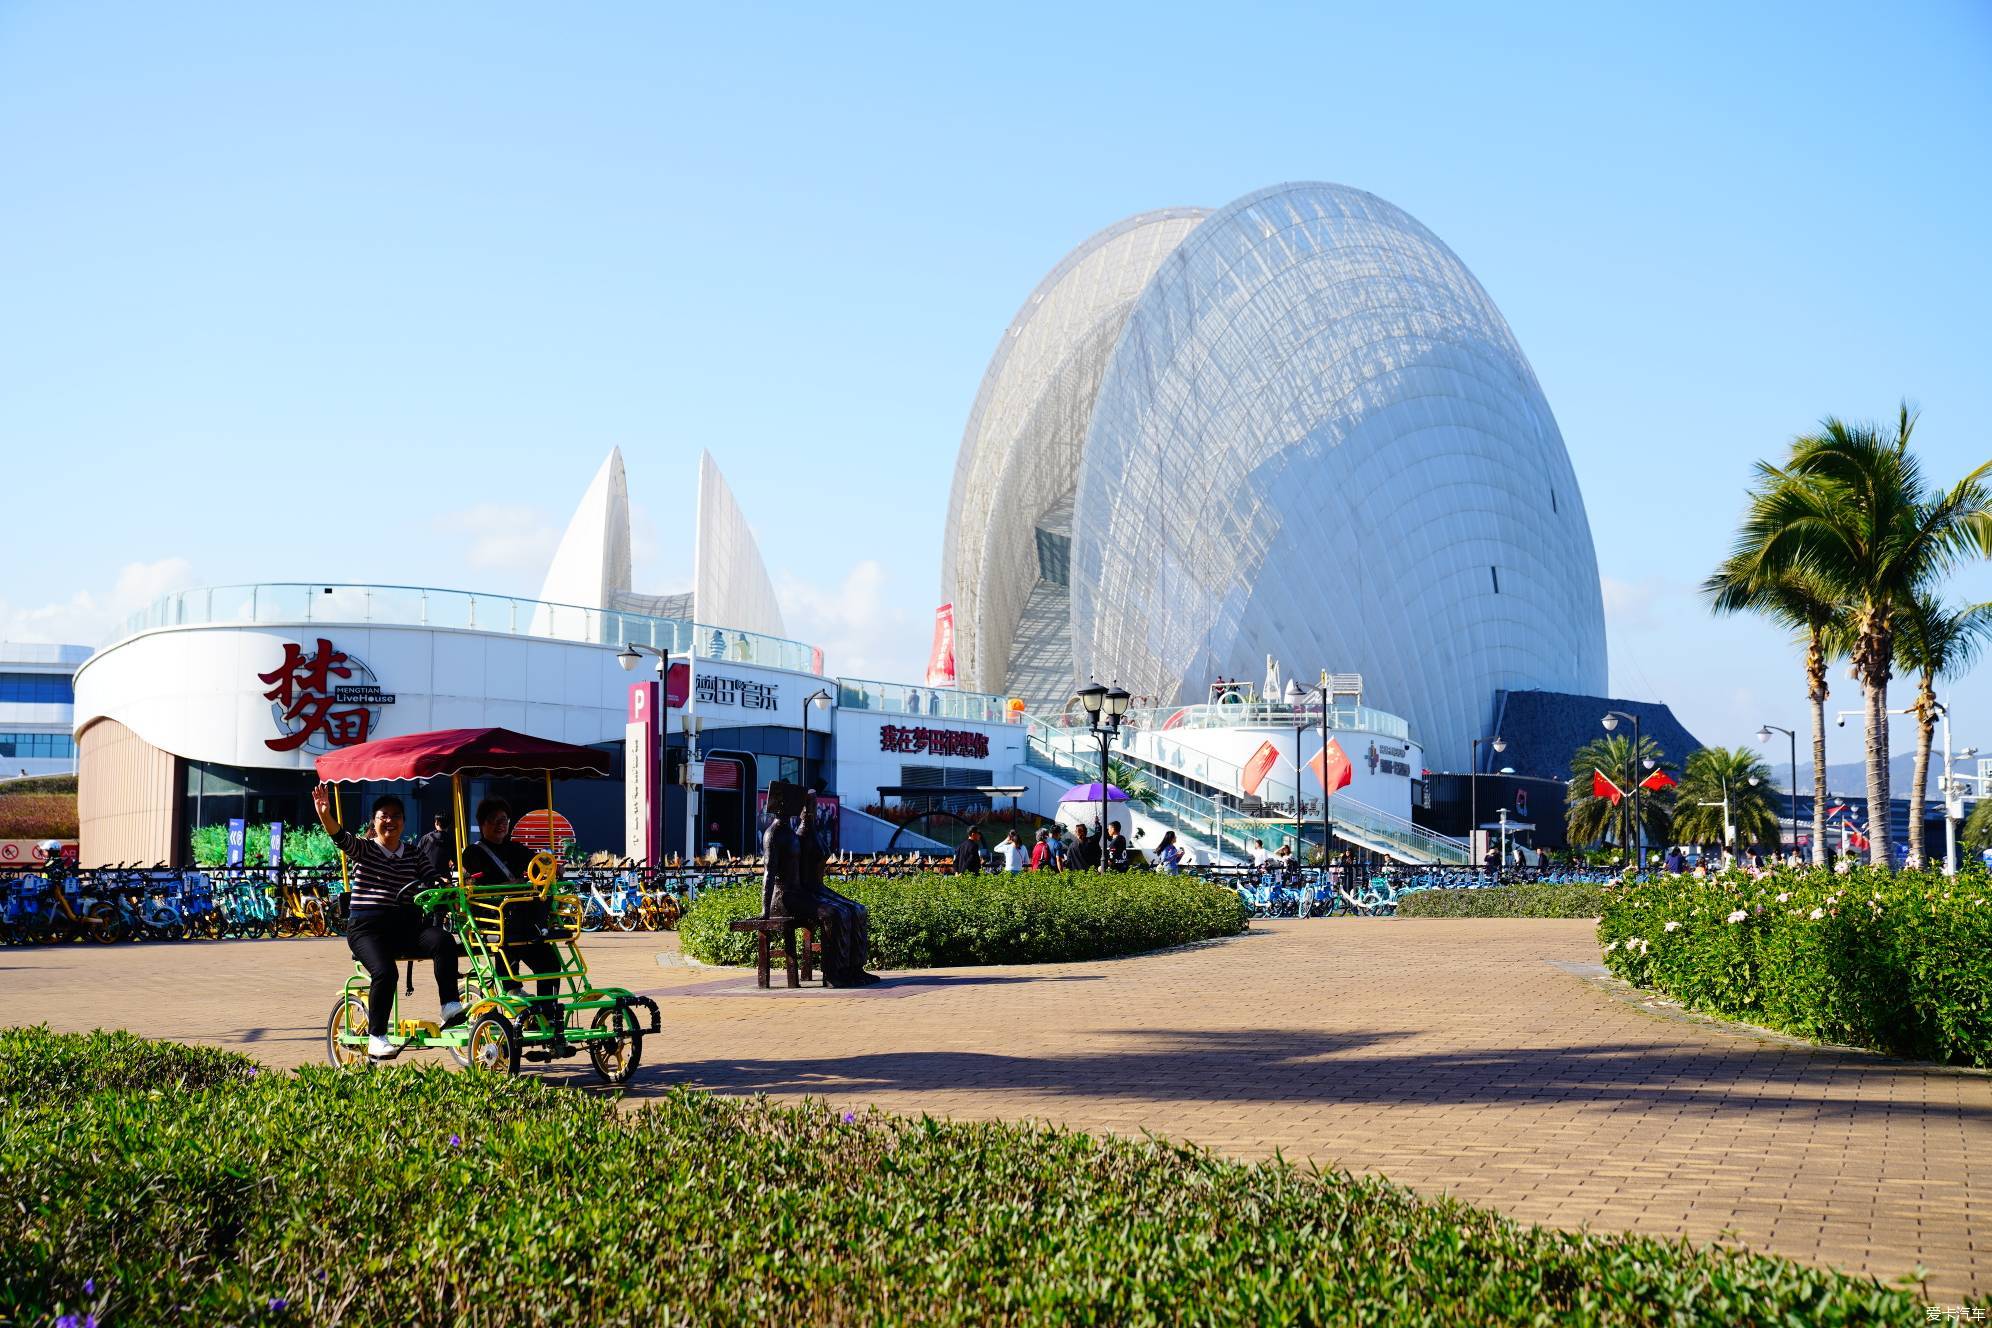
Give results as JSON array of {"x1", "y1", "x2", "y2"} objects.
[{"x1": 728, "y1": 916, "x2": 819, "y2": 988}]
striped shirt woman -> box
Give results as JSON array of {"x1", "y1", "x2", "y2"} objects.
[{"x1": 311, "y1": 784, "x2": 461, "y2": 1053}]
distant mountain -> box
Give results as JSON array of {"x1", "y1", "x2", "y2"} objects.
[{"x1": 1764, "y1": 751, "x2": 1963, "y2": 798}]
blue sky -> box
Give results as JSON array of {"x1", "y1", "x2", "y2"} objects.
[{"x1": 2, "y1": 2, "x2": 1989, "y2": 775}]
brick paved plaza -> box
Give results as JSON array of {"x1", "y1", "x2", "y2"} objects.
[{"x1": 3, "y1": 918, "x2": 1986, "y2": 1299}]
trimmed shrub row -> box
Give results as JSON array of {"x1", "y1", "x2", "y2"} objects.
[
  {"x1": 0, "y1": 1027, "x2": 1943, "y2": 1326},
  {"x1": 679, "y1": 870, "x2": 1248, "y2": 968},
  {"x1": 1396, "y1": 880, "x2": 1619, "y2": 918},
  {"x1": 1599, "y1": 867, "x2": 1992, "y2": 1066}
]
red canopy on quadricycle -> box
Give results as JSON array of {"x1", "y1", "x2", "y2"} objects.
[{"x1": 313, "y1": 727, "x2": 615, "y2": 783}]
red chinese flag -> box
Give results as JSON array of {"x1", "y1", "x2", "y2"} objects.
[
  {"x1": 1307, "y1": 737, "x2": 1353, "y2": 792},
  {"x1": 1240, "y1": 740, "x2": 1279, "y2": 797},
  {"x1": 1638, "y1": 768, "x2": 1677, "y2": 792},
  {"x1": 1592, "y1": 768, "x2": 1625, "y2": 805}
]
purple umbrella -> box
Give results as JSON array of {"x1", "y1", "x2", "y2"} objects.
[{"x1": 1059, "y1": 782, "x2": 1129, "y2": 804}]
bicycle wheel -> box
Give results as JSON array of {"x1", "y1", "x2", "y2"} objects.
[
  {"x1": 588, "y1": 1006, "x2": 643, "y2": 1086},
  {"x1": 445, "y1": 980, "x2": 488, "y2": 1068},
  {"x1": 85, "y1": 902, "x2": 125, "y2": 944},
  {"x1": 326, "y1": 994, "x2": 370, "y2": 1069},
  {"x1": 613, "y1": 904, "x2": 638, "y2": 932},
  {"x1": 467, "y1": 1013, "x2": 520, "y2": 1075}
]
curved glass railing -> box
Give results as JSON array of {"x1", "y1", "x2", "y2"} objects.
[
  {"x1": 835, "y1": 677, "x2": 1022, "y2": 724},
  {"x1": 114, "y1": 583, "x2": 824, "y2": 675},
  {"x1": 1033, "y1": 701, "x2": 1411, "y2": 743}
]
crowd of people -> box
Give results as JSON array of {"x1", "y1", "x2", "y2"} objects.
[{"x1": 951, "y1": 819, "x2": 1193, "y2": 874}]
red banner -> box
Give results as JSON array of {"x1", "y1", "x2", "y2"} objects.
[
  {"x1": 925, "y1": 604, "x2": 956, "y2": 687},
  {"x1": 1241, "y1": 740, "x2": 1279, "y2": 797}
]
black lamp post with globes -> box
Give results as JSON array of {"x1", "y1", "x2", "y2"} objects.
[{"x1": 1075, "y1": 681, "x2": 1131, "y2": 856}]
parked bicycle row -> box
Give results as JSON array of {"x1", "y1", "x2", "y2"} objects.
[
  {"x1": 1186, "y1": 863, "x2": 1630, "y2": 918},
  {"x1": 0, "y1": 861, "x2": 952, "y2": 945}
]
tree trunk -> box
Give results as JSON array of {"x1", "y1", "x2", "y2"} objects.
[
  {"x1": 1907, "y1": 674, "x2": 1935, "y2": 870},
  {"x1": 1808, "y1": 636, "x2": 1829, "y2": 867},
  {"x1": 1865, "y1": 675, "x2": 1892, "y2": 867}
]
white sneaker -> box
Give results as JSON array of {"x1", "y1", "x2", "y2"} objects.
[
  {"x1": 366, "y1": 1034, "x2": 396, "y2": 1058},
  {"x1": 439, "y1": 1000, "x2": 466, "y2": 1027}
]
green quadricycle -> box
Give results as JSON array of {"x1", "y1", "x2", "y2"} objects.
[{"x1": 317, "y1": 727, "x2": 661, "y2": 1083}]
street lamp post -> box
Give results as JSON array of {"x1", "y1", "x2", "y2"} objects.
[
  {"x1": 1284, "y1": 678, "x2": 1305, "y2": 858},
  {"x1": 1470, "y1": 734, "x2": 1507, "y2": 864},
  {"x1": 1952, "y1": 744, "x2": 1984, "y2": 876},
  {"x1": 1836, "y1": 703, "x2": 1915, "y2": 866},
  {"x1": 799, "y1": 687, "x2": 833, "y2": 796},
  {"x1": 1697, "y1": 776, "x2": 1734, "y2": 859},
  {"x1": 1755, "y1": 724, "x2": 1799, "y2": 864},
  {"x1": 1601, "y1": 711, "x2": 1645, "y2": 868},
  {"x1": 1075, "y1": 681, "x2": 1130, "y2": 858},
  {"x1": 1946, "y1": 745, "x2": 1980, "y2": 876}
]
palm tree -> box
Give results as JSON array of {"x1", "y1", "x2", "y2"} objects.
[
  {"x1": 1670, "y1": 746, "x2": 1782, "y2": 850},
  {"x1": 1963, "y1": 797, "x2": 1992, "y2": 853},
  {"x1": 1104, "y1": 758, "x2": 1160, "y2": 810},
  {"x1": 1724, "y1": 405, "x2": 1992, "y2": 864},
  {"x1": 1893, "y1": 593, "x2": 1992, "y2": 866},
  {"x1": 1702, "y1": 560, "x2": 1847, "y2": 864},
  {"x1": 1565, "y1": 734, "x2": 1672, "y2": 855}
]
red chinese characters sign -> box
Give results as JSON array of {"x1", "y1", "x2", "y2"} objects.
[
  {"x1": 259, "y1": 638, "x2": 395, "y2": 753},
  {"x1": 878, "y1": 724, "x2": 988, "y2": 759}
]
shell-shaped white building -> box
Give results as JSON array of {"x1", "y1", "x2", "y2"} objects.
[
  {"x1": 538, "y1": 446, "x2": 786, "y2": 639},
  {"x1": 942, "y1": 181, "x2": 1608, "y2": 771}
]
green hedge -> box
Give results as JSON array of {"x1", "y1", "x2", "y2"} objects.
[
  {"x1": 0, "y1": 1027, "x2": 1944, "y2": 1326},
  {"x1": 1599, "y1": 867, "x2": 1992, "y2": 1066},
  {"x1": 1396, "y1": 880, "x2": 1620, "y2": 919},
  {"x1": 680, "y1": 871, "x2": 1249, "y2": 968}
]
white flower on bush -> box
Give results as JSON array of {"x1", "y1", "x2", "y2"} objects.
[
  {"x1": 1664, "y1": 920, "x2": 1681, "y2": 932},
  {"x1": 1809, "y1": 907, "x2": 1825, "y2": 920},
  {"x1": 1775, "y1": 892, "x2": 1790, "y2": 903},
  {"x1": 1623, "y1": 937, "x2": 1650, "y2": 955},
  {"x1": 1725, "y1": 909, "x2": 1748, "y2": 924},
  {"x1": 1603, "y1": 940, "x2": 1620, "y2": 954}
]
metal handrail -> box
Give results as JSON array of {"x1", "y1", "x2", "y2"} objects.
[{"x1": 107, "y1": 582, "x2": 825, "y2": 675}]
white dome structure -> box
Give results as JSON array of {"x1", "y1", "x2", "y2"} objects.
[{"x1": 942, "y1": 181, "x2": 1608, "y2": 770}]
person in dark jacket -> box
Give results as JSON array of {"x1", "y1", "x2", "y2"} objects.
[
  {"x1": 1103, "y1": 821, "x2": 1130, "y2": 871},
  {"x1": 953, "y1": 829, "x2": 984, "y2": 875},
  {"x1": 1069, "y1": 823, "x2": 1100, "y2": 870},
  {"x1": 414, "y1": 813, "x2": 455, "y2": 881},
  {"x1": 463, "y1": 798, "x2": 562, "y2": 1000}
]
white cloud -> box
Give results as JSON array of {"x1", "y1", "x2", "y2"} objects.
[
  {"x1": 0, "y1": 557, "x2": 195, "y2": 646},
  {"x1": 432, "y1": 505, "x2": 560, "y2": 576},
  {"x1": 776, "y1": 559, "x2": 932, "y2": 681},
  {"x1": 1600, "y1": 575, "x2": 1674, "y2": 631}
]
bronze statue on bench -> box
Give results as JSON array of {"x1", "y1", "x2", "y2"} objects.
[
  {"x1": 798, "y1": 792, "x2": 877, "y2": 986},
  {"x1": 730, "y1": 781, "x2": 876, "y2": 988}
]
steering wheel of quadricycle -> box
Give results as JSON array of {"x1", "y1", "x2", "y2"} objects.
[{"x1": 526, "y1": 852, "x2": 559, "y2": 892}]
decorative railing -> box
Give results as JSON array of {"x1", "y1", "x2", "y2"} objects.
[
  {"x1": 835, "y1": 677, "x2": 1021, "y2": 725},
  {"x1": 113, "y1": 583, "x2": 824, "y2": 675}
]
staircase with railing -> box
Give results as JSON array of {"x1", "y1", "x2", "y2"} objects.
[{"x1": 1023, "y1": 718, "x2": 1471, "y2": 865}]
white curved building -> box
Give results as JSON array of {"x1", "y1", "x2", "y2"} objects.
[{"x1": 942, "y1": 181, "x2": 1608, "y2": 771}]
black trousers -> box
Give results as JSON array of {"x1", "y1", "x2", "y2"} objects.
[
  {"x1": 501, "y1": 940, "x2": 562, "y2": 1000},
  {"x1": 348, "y1": 910, "x2": 461, "y2": 1037}
]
